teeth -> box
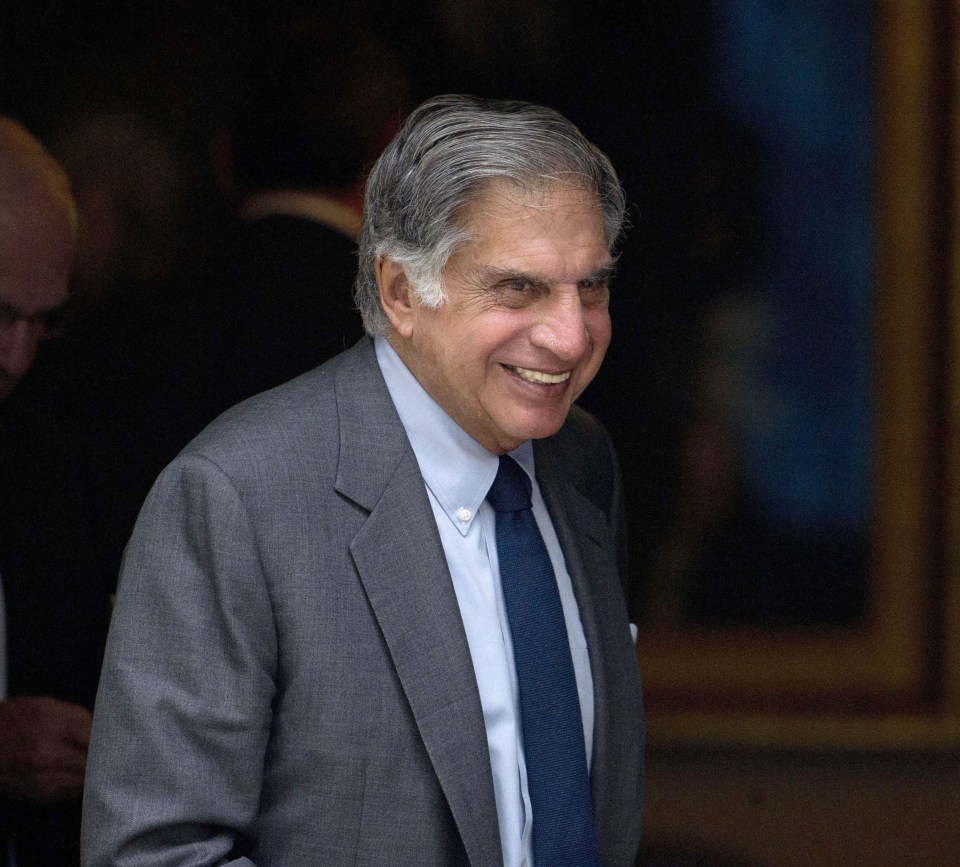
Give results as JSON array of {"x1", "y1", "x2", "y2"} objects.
[{"x1": 508, "y1": 365, "x2": 571, "y2": 384}]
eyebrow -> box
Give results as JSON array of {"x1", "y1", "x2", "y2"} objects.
[{"x1": 477, "y1": 260, "x2": 618, "y2": 288}]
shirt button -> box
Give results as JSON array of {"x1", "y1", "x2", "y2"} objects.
[{"x1": 457, "y1": 507, "x2": 471, "y2": 523}]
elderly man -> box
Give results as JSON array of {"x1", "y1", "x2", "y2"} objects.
[
  {"x1": 0, "y1": 118, "x2": 74, "y2": 400},
  {"x1": 0, "y1": 117, "x2": 90, "y2": 865},
  {"x1": 83, "y1": 95, "x2": 644, "y2": 867}
]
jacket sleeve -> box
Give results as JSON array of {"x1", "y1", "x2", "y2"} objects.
[{"x1": 81, "y1": 452, "x2": 276, "y2": 867}]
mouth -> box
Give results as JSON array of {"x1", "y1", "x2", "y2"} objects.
[{"x1": 503, "y1": 364, "x2": 571, "y2": 385}]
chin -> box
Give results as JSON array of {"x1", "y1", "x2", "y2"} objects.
[{"x1": 506, "y1": 409, "x2": 572, "y2": 444}]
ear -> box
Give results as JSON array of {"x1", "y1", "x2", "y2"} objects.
[{"x1": 376, "y1": 258, "x2": 416, "y2": 338}]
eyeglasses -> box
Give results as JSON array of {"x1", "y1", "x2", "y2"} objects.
[{"x1": 0, "y1": 297, "x2": 70, "y2": 339}]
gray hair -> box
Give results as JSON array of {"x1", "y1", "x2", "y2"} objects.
[{"x1": 355, "y1": 94, "x2": 626, "y2": 335}]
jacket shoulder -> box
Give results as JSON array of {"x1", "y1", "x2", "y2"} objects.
[{"x1": 177, "y1": 344, "x2": 362, "y2": 478}]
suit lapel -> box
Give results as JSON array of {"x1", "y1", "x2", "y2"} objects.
[
  {"x1": 534, "y1": 437, "x2": 644, "y2": 858},
  {"x1": 333, "y1": 340, "x2": 502, "y2": 866}
]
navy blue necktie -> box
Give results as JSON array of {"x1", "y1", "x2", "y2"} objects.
[{"x1": 486, "y1": 455, "x2": 601, "y2": 867}]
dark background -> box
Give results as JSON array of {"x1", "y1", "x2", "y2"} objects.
[{"x1": 0, "y1": 0, "x2": 873, "y2": 626}]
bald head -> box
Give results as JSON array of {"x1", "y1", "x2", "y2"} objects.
[{"x1": 0, "y1": 117, "x2": 77, "y2": 400}]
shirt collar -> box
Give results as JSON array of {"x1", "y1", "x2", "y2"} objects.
[{"x1": 374, "y1": 336, "x2": 534, "y2": 536}]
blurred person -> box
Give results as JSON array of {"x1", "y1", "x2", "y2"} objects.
[
  {"x1": 82, "y1": 94, "x2": 644, "y2": 867},
  {"x1": 198, "y1": 13, "x2": 411, "y2": 413},
  {"x1": 0, "y1": 116, "x2": 92, "y2": 867},
  {"x1": 0, "y1": 117, "x2": 74, "y2": 400},
  {"x1": 49, "y1": 110, "x2": 190, "y2": 310},
  {"x1": 0, "y1": 17, "x2": 409, "y2": 865}
]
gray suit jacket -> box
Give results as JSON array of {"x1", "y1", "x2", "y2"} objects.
[{"x1": 82, "y1": 337, "x2": 644, "y2": 866}]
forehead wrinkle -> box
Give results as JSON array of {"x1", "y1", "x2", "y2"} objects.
[
  {"x1": 447, "y1": 183, "x2": 611, "y2": 295},
  {"x1": 464, "y1": 179, "x2": 602, "y2": 229}
]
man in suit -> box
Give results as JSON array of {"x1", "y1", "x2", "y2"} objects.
[
  {"x1": 0, "y1": 116, "x2": 98, "y2": 866},
  {"x1": 0, "y1": 117, "x2": 91, "y2": 865},
  {"x1": 82, "y1": 94, "x2": 644, "y2": 866}
]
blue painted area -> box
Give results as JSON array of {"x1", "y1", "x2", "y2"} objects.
[{"x1": 709, "y1": 0, "x2": 873, "y2": 533}]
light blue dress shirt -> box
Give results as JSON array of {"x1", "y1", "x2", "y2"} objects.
[{"x1": 375, "y1": 336, "x2": 595, "y2": 867}]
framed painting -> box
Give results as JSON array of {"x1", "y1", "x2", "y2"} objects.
[{"x1": 629, "y1": 0, "x2": 960, "y2": 748}]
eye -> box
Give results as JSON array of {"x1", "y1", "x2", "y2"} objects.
[
  {"x1": 578, "y1": 273, "x2": 611, "y2": 289},
  {"x1": 491, "y1": 276, "x2": 543, "y2": 307},
  {"x1": 577, "y1": 276, "x2": 610, "y2": 306},
  {"x1": 502, "y1": 278, "x2": 536, "y2": 293},
  {"x1": 0, "y1": 299, "x2": 69, "y2": 336}
]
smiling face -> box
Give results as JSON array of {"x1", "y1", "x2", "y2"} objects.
[{"x1": 380, "y1": 183, "x2": 613, "y2": 454}]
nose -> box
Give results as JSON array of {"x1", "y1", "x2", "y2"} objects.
[
  {"x1": 0, "y1": 319, "x2": 41, "y2": 384},
  {"x1": 530, "y1": 291, "x2": 591, "y2": 362}
]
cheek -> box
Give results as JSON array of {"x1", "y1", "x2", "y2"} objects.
[
  {"x1": 439, "y1": 328, "x2": 492, "y2": 392},
  {"x1": 588, "y1": 310, "x2": 613, "y2": 357}
]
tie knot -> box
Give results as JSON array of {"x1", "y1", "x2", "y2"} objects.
[{"x1": 486, "y1": 455, "x2": 533, "y2": 513}]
